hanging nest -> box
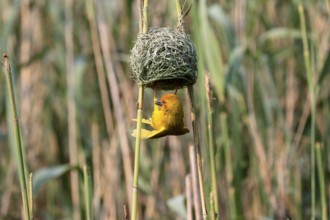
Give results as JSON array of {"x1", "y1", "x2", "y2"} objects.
[{"x1": 130, "y1": 27, "x2": 198, "y2": 90}]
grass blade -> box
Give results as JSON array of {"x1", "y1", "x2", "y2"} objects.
[{"x1": 3, "y1": 54, "x2": 31, "y2": 220}]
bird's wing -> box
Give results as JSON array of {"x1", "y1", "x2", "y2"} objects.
[
  {"x1": 131, "y1": 128, "x2": 167, "y2": 139},
  {"x1": 131, "y1": 118, "x2": 152, "y2": 125}
]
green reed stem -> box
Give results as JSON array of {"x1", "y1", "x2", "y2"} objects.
[
  {"x1": 83, "y1": 166, "x2": 92, "y2": 220},
  {"x1": 131, "y1": 85, "x2": 144, "y2": 220},
  {"x1": 175, "y1": 0, "x2": 182, "y2": 17},
  {"x1": 298, "y1": 5, "x2": 316, "y2": 220},
  {"x1": 205, "y1": 75, "x2": 219, "y2": 218},
  {"x1": 175, "y1": 0, "x2": 183, "y2": 28},
  {"x1": 131, "y1": 0, "x2": 148, "y2": 218},
  {"x1": 221, "y1": 113, "x2": 237, "y2": 220},
  {"x1": 142, "y1": 0, "x2": 149, "y2": 34},
  {"x1": 3, "y1": 54, "x2": 31, "y2": 220},
  {"x1": 209, "y1": 192, "x2": 215, "y2": 220},
  {"x1": 188, "y1": 85, "x2": 208, "y2": 219},
  {"x1": 29, "y1": 173, "x2": 33, "y2": 219},
  {"x1": 197, "y1": 157, "x2": 207, "y2": 220},
  {"x1": 316, "y1": 144, "x2": 327, "y2": 220}
]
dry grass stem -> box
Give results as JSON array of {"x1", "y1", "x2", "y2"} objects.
[
  {"x1": 189, "y1": 145, "x2": 202, "y2": 220},
  {"x1": 185, "y1": 174, "x2": 193, "y2": 220}
]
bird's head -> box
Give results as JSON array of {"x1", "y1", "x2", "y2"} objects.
[{"x1": 155, "y1": 93, "x2": 181, "y2": 111}]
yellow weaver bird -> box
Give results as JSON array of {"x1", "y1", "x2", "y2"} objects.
[{"x1": 132, "y1": 93, "x2": 189, "y2": 139}]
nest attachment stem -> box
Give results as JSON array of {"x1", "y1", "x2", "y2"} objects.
[{"x1": 131, "y1": 0, "x2": 148, "y2": 219}]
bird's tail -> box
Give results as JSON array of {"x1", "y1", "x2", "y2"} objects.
[{"x1": 131, "y1": 128, "x2": 166, "y2": 139}]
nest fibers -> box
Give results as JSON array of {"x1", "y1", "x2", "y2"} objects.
[{"x1": 130, "y1": 27, "x2": 198, "y2": 90}]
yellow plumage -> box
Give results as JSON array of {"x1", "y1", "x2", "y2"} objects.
[{"x1": 132, "y1": 93, "x2": 189, "y2": 139}]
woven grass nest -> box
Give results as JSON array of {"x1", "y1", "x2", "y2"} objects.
[{"x1": 130, "y1": 27, "x2": 198, "y2": 90}]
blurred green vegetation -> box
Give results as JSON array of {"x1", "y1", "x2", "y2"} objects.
[{"x1": 0, "y1": 0, "x2": 329, "y2": 219}]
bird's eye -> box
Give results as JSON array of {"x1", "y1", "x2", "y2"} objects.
[{"x1": 162, "y1": 100, "x2": 166, "y2": 104}]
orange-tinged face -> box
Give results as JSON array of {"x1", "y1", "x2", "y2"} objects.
[
  {"x1": 152, "y1": 93, "x2": 185, "y2": 131},
  {"x1": 155, "y1": 93, "x2": 182, "y2": 113}
]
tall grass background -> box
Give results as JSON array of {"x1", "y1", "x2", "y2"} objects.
[{"x1": 0, "y1": 0, "x2": 329, "y2": 219}]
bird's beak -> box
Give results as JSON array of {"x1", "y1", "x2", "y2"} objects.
[{"x1": 155, "y1": 100, "x2": 163, "y2": 106}]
